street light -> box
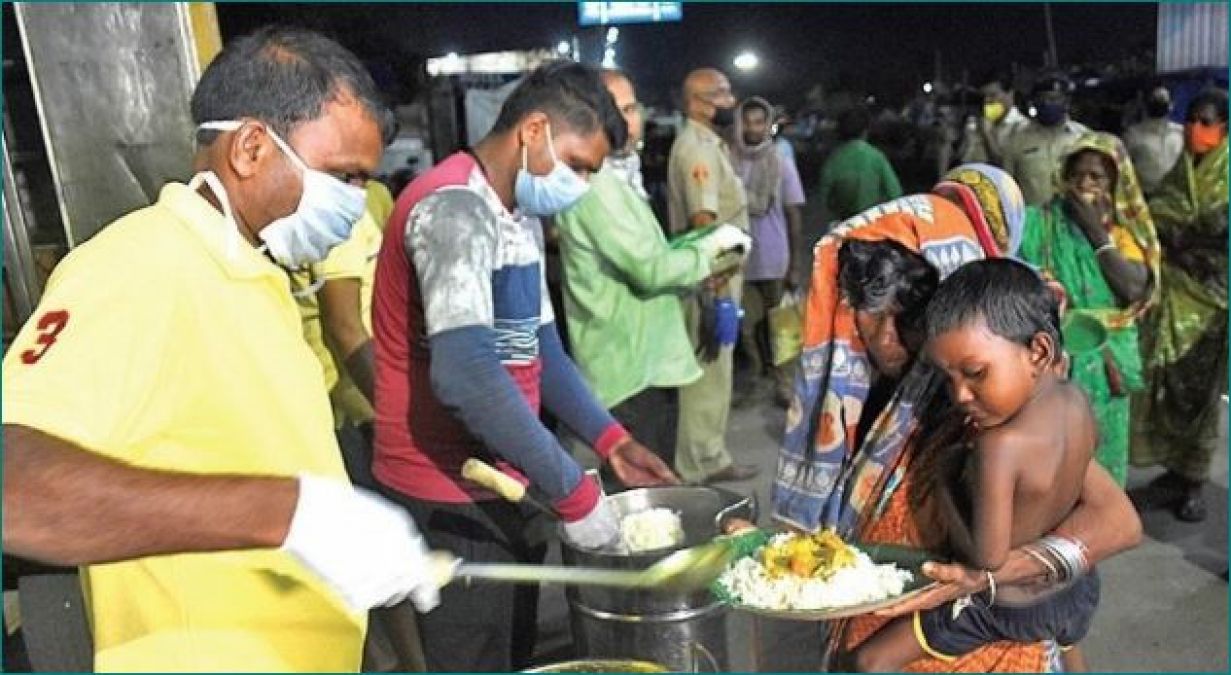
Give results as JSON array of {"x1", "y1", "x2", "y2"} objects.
[
  {"x1": 733, "y1": 51, "x2": 758, "y2": 72},
  {"x1": 922, "y1": 81, "x2": 934, "y2": 94},
  {"x1": 556, "y1": 40, "x2": 571, "y2": 56}
]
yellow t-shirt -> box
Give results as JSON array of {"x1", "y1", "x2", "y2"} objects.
[
  {"x1": 365, "y1": 180, "x2": 395, "y2": 232},
  {"x1": 290, "y1": 184, "x2": 386, "y2": 428},
  {"x1": 2, "y1": 183, "x2": 363, "y2": 672},
  {"x1": 314, "y1": 211, "x2": 383, "y2": 426}
]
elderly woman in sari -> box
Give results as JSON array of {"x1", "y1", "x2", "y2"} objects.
[
  {"x1": 771, "y1": 165, "x2": 1142, "y2": 672},
  {"x1": 1131, "y1": 88, "x2": 1229, "y2": 522},
  {"x1": 1018, "y1": 132, "x2": 1160, "y2": 487}
]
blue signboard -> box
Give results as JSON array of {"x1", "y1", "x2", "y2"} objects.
[{"x1": 578, "y1": 2, "x2": 683, "y2": 26}]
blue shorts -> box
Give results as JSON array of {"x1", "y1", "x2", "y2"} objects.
[{"x1": 915, "y1": 570, "x2": 1100, "y2": 661}]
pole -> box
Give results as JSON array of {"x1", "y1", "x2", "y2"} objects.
[{"x1": 1043, "y1": 3, "x2": 1059, "y2": 68}]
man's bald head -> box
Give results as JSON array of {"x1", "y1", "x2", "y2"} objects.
[{"x1": 682, "y1": 68, "x2": 735, "y2": 125}]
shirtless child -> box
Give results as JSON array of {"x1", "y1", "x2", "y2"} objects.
[{"x1": 854, "y1": 258, "x2": 1105, "y2": 672}]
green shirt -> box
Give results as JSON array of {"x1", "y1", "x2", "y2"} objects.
[
  {"x1": 555, "y1": 166, "x2": 710, "y2": 408},
  {"x1": 817, "y1": 138, "x2": 903, "y2": 222}
]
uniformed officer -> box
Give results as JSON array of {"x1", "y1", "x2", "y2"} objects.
[
  {"x1": 666, "y1": 67, "x2": 761, "y2": 485},
  {"x1": 1003, "y1": 73, "x2": 1091, "y2": 205}
]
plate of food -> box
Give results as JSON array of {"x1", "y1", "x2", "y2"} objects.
[{"x1": 711, "y1": 529, "x2": 938, "y2": 620}]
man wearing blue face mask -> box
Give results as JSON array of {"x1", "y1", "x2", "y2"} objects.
[
  {"x1": 1003, "y1": 73, "x2": 1090, "y2": 205},
  {"x1": 371, "y1": 60, "x2": 680, "y2": 672},
  {"x1": 3, "y1": 27, "x2": 441, "y2": 671}
]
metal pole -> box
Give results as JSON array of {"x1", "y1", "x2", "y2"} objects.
[
  {"x1": 1043, "y1": 3, "x2": 1059, "y2": 68},
  {"x1": 3, "y1": 117, "x2": 44, "y2": 326}
]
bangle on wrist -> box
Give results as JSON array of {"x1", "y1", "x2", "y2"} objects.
[{"x1": 1094, "y1": 241, "x2": 1116, "y2": 256}]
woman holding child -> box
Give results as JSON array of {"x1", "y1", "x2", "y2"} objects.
[
  {"x1": 1018, "y1": 132, "x2": 1160, "y2": 487},
  {"x1": 771, "y1": 164, "x2": 1142, "y2": 672}
]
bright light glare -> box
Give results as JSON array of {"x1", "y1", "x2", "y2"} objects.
[
  {"x1": 922, "y1": 82, "x2": 933, "y2": 94},
  {"x1": 556, "y1": 40, "x2": 570, "y2": 55},
  {"x1": 733, "y1": 51, "x2": 759, "y2": 71},
  {"x1": 606, "y1": 27, "x2": 620, "y2": 43}
]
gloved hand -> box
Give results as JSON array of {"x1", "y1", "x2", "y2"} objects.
[
  {"x1": 561, "y1": 492, "x2": 621, "y2": 550},
  {"x1": 697, "y1": 224, "x2": 753, "y2": 270},
  {"x1": 281, "y1": 474, "x2": 440, "y2": 613}
]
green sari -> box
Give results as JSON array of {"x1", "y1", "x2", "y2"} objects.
[
  {"x1": 1130, "y1": 138, "x2": 1229, "y2": 481},
  {"x1": 1019, "y1": 133, "x2": 1159, "y2": 486},
  {"x1": 1022, "y1": 200, "x2": 1146, "y2": 485}
]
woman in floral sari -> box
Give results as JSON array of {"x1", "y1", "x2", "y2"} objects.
[
  {"x1": 1131, "y1": 88, "x2": 1229, "y2": 522},
  {"x1": 1018, "y1": 132, "x2": 1160, "y2": 486},
  {"x1": 772, "y1": 165, "x2": 1143, "y2": 672}
]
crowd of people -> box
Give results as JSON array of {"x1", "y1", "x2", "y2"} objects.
[{"x1": 1, "y1": 23, "x2": 1226, "y2": 674}]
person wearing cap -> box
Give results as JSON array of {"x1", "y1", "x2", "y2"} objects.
[
  {"x1": 1123, "y1": 85, "x2": 1185, "y2": 196},
  {"x1": 1003, "y1": 73, "x2": 1090, "y2": 205},
  {"x1": 2, "y1": 27, "x2": 441, "y2": 671}
]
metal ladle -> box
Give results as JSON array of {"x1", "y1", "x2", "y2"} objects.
[{"x1": 429, "y1": 459, "x2": 738, "y2": 592}]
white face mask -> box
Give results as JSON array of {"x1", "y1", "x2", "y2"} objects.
[
  {"x1": 198, "y1": 120, "x2": 367, "y2": 267},
  {"x1": 514, "y1": 123, "x2": 591, "y2": 217}
]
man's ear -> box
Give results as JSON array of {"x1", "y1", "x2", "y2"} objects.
[
  {"x1": 1029, "y1": 331, "x2": 1058, "y2": 372},
  {"x1": 228, "y1": 122, "x2": 273, "y2": 179},
  {"x1": 518, "y1": 111, "x2": 550, "y2": 147}
]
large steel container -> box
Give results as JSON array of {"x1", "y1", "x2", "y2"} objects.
[{"x1": 559, "y1": 486, "x2": 754, "y2": 672}]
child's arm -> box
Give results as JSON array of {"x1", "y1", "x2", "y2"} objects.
[{"x1": 969, "y1": 433, "x2": 1021, "y2": 571}]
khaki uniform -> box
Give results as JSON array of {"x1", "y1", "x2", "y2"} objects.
[
  {"x1": 1003, "y1": 119, "x2": 1090, "y2": 205},
  {"x1": 667, "y1": 119, "x2": 749, "y2": 482}
]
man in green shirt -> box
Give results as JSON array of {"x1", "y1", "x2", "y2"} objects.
[
  {"x1": 555, "y1": 70, "x2": 748, "y2": 467},
  {"x1": 816, "y1": 103, "x2": 903, "y2": 224}
]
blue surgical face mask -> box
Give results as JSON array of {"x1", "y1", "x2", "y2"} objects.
[
  {"x1": 198, "y1": 120, "x2": 366, "y2": 267},
  {"x1": 514, "y1": 123, "x2": 591, "y2": 216},
  {"x1": 1034, "y1": 102, "x2": 1068, "y2": 127}
]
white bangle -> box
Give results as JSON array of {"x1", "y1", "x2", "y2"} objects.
[
  {"x1": 985, "y1": 569, "x2": 997, "y2": 606},
  {"x1": 1095, "y1": 241, "x2": 1116, "y2": 256}
]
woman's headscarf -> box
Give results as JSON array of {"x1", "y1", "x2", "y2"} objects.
[
  {"x1": 934, "y1": 162, "x2": 1027, "y2": 257},
  {"x1": 730, "y1": 97, "x2": 781, "y2": 217},
  {"x1": 1058, "y1": 132, "x2": 1162, "y2": 321},
  {"x1": 772, "y1": 174, "x2": 1025, "y2": 536}
]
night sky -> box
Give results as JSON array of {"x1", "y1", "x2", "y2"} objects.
[{"x1": 216, "y1": 2, "x2": 1158, "y2": 109}]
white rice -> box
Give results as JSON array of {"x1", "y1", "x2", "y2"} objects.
[
  {"x1": 717, "y1": 535, "x2": 914, "y2": 610},
  {"x1": 620, "y1": 508, "x2": 685, "y2": 553}
]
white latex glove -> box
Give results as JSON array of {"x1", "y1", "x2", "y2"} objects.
[
  {"x1": 281, "y1": 474, "x2": 440, "y2": 613},
  {"x1": 698, "y1": 223, "x2": 753, "y2": 262},
  {"x1": 560, "y1": 494, "x2": 621, "y2": 550}
]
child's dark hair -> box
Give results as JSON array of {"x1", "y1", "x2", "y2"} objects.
[
  {"x1": 838, "y1": 239, "x2": 939, "y2": 341},
  {"x1": 925, "y1": 258, "x2": 1062, "y2": 350}
]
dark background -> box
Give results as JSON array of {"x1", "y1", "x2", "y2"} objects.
[{"x1": 216, "y1": 2, "x2": 1158, "y2": 109}]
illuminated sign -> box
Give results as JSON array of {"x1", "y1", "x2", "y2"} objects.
[{"x1": 578, "y1": 2, "x2": 683, "y2": 26}]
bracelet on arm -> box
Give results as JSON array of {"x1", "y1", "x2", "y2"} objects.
[
  {"x1": 1094, "y1": 241, "x2": 1117, "y2": 257},
  {"x1": 1022, "y1": 544, "x2": 1060, "y2": 584},
  {"x1": 985, "y1": 569, "x2": 997, "y2": 606},
  {"x1": 1039, "y1": 535, "x2": 1090, "y2": 582}
]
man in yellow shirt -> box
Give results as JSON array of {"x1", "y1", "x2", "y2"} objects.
[{"x1": 2, "y1": 26, "x2": 439, "y2": 672}]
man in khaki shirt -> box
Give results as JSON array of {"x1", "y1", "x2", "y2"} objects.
[
  {"x1": 1003, "y1": 74, "x2": 1090, "y2": 205},
  {"x1": 666, "y1": 68, "x2": 759, "y2": 484}
]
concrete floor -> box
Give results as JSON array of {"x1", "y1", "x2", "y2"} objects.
[{"x1": 531, "y1": 388, "x2": 1229, "y2": 672}]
